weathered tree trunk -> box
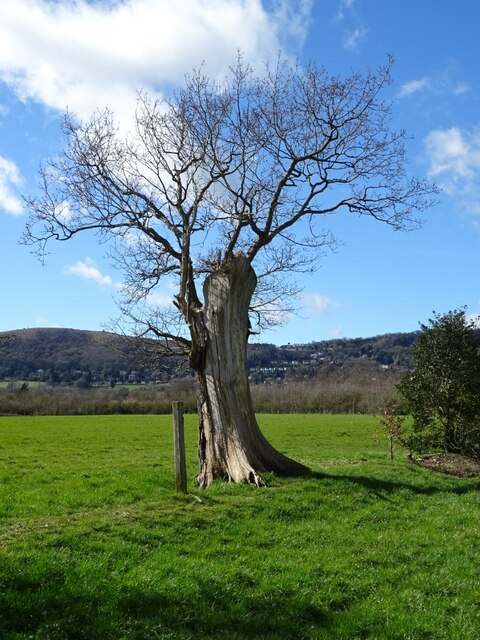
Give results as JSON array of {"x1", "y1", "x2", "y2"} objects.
[{"x1": 195, "y1": 254, "x2": 309, "y2": 488}]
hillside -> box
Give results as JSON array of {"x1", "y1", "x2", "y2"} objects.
[
  {"x1": 0, "y1": 327, "x2": 417, "y2": 385},
  {"x1": 0, "y1": 328, "x2": 178, "y2": 385},
  {"x1": 248, "y1": 332, "x2": 416, "y2": 382}
]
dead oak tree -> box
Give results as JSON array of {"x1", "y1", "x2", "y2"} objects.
[{"x1": 23, "y1": 56, "x2": 435, "y2": 487}]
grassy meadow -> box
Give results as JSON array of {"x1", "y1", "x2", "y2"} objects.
[{"x1": 1, "y1": 414, "x2": 480, "y2": 639}]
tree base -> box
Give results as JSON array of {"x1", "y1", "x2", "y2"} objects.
[{"x1": 196, "y1": 423, "x2": 311, "y2": 488}]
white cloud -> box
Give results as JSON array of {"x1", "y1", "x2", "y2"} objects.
[
  {"x1": 425, "y1": 127, "x2": 480, "y2": 214},
  {"x1": 54, "y1": 200, "x2": 73, "y2": 222},
  {"x1": 425, "y1": 127, "x2": 480, "y2": 184},
  {"x1": 65, "y1": 258, "x2": 121, "y2": 289},
  {"x1": 0, "y1": 0, "x2": 312, "y2": 123},
  {"x1": 66, "y1": 257, "x2": 174, "y2": 308},
  {"x1": 299, "y1": 292, "x2": 339, "y2": 315},
  {"x1": 0, "y1": 155, "x2": 23, "y2": 215},
  {"x1": 398, "y1": 77, "x2": 431, "y2": 98},
  {"x1": 146, "y1": 292, "x2": 173, "y2": 308}
]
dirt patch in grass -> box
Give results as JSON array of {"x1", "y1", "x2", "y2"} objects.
[{"x1": 410, "y1": 453, "x2": 480, "y2": 478}]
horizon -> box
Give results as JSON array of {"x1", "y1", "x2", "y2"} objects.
[
  {"x1": 1, "y1": 1, "x2": 479, "y2": 344},
  {"x1": 1, "y1": 324, "x2": 420, "y2": 348}
]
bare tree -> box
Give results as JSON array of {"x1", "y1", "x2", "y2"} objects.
[{"x1": 22, "y1": 56, "x2": 436, "y2": 486}]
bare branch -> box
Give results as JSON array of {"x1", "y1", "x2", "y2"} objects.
[{"x1": 22, "y1": 54, "x2": 436, "y2": 343}]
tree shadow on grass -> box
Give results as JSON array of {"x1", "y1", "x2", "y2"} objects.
[
  {"x1": 306, "y1": 467, "x2": 480, "y2": 498},
  {"x1": 1, "y1": 566, "x2": 338, "y2": 640},
  {"x1": 119, "y1": 583, "x2": 333, "y2": 640}
]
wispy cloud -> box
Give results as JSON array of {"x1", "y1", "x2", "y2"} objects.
[
  {"x1": 334, "y1": 0, "x2": 368, "y2": 51},
  {"x1": 398, "y1": 65, "x2": 470, "y2": 101},
  {"x1": 452, "y1": 82, "x2": 470, "y2": 96},
  {"x1": 425, "y1": 126, "x2": 480, "y2": 213},
  {"x1": 65, "y1": 257, "x2": 174, "y2": 308},
  {"x1": 299, "y1": 292, "x2": 340, "y2": 315},
  {"x1": 65, "y1": 258, "x2": 121, "y2": 289},
  {"x1": 398, "y1": 77, "x2": 431, "y2": 98},
  {"x1": 0, "y1": 0, "x2": 312, "y2": 123},
  {"x1": 342, "y1": 26, "x2": 368, "y2": 51},
  {"x1": 270, "y1": 0, "x2": 313, "y2": 49},
  {"x1": 335, "y1": 0, "x2": 356, "y2": 22},
  {"x1": 0, "y1": 155, "x2": 23, "y2": 215}
]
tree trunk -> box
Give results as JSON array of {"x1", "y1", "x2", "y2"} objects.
[{"x1": 195, "y1": 254, "x2": 309, "y2": 488}]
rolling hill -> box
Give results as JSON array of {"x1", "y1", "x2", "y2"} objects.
[{"x1": 0, "y1": 327, "x2": 417, "y2": 385}]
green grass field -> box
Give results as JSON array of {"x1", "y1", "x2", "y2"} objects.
[{"x1": 1, "y1": 414, "x2": 479, "y2": 639}]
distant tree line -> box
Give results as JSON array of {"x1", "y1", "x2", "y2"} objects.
[{"x1": 0, "y1": 363, "x2": 401, "y2": 417}]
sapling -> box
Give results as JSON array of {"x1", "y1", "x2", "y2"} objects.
[{"x1": 378, "y1": 402, "x2": 406, "y2": 460}]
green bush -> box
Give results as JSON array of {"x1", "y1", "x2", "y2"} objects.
[{"x1": 398, "y1": 309, "x2": 480, "y2": 458}]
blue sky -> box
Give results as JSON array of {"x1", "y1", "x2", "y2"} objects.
[{"x1": 1, "y1": 0, "x2": 479, "y2": 344}]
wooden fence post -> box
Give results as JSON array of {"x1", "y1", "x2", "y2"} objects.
[{"x1": 172, "y1": 401, "x2": 187, "y2": 493}]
